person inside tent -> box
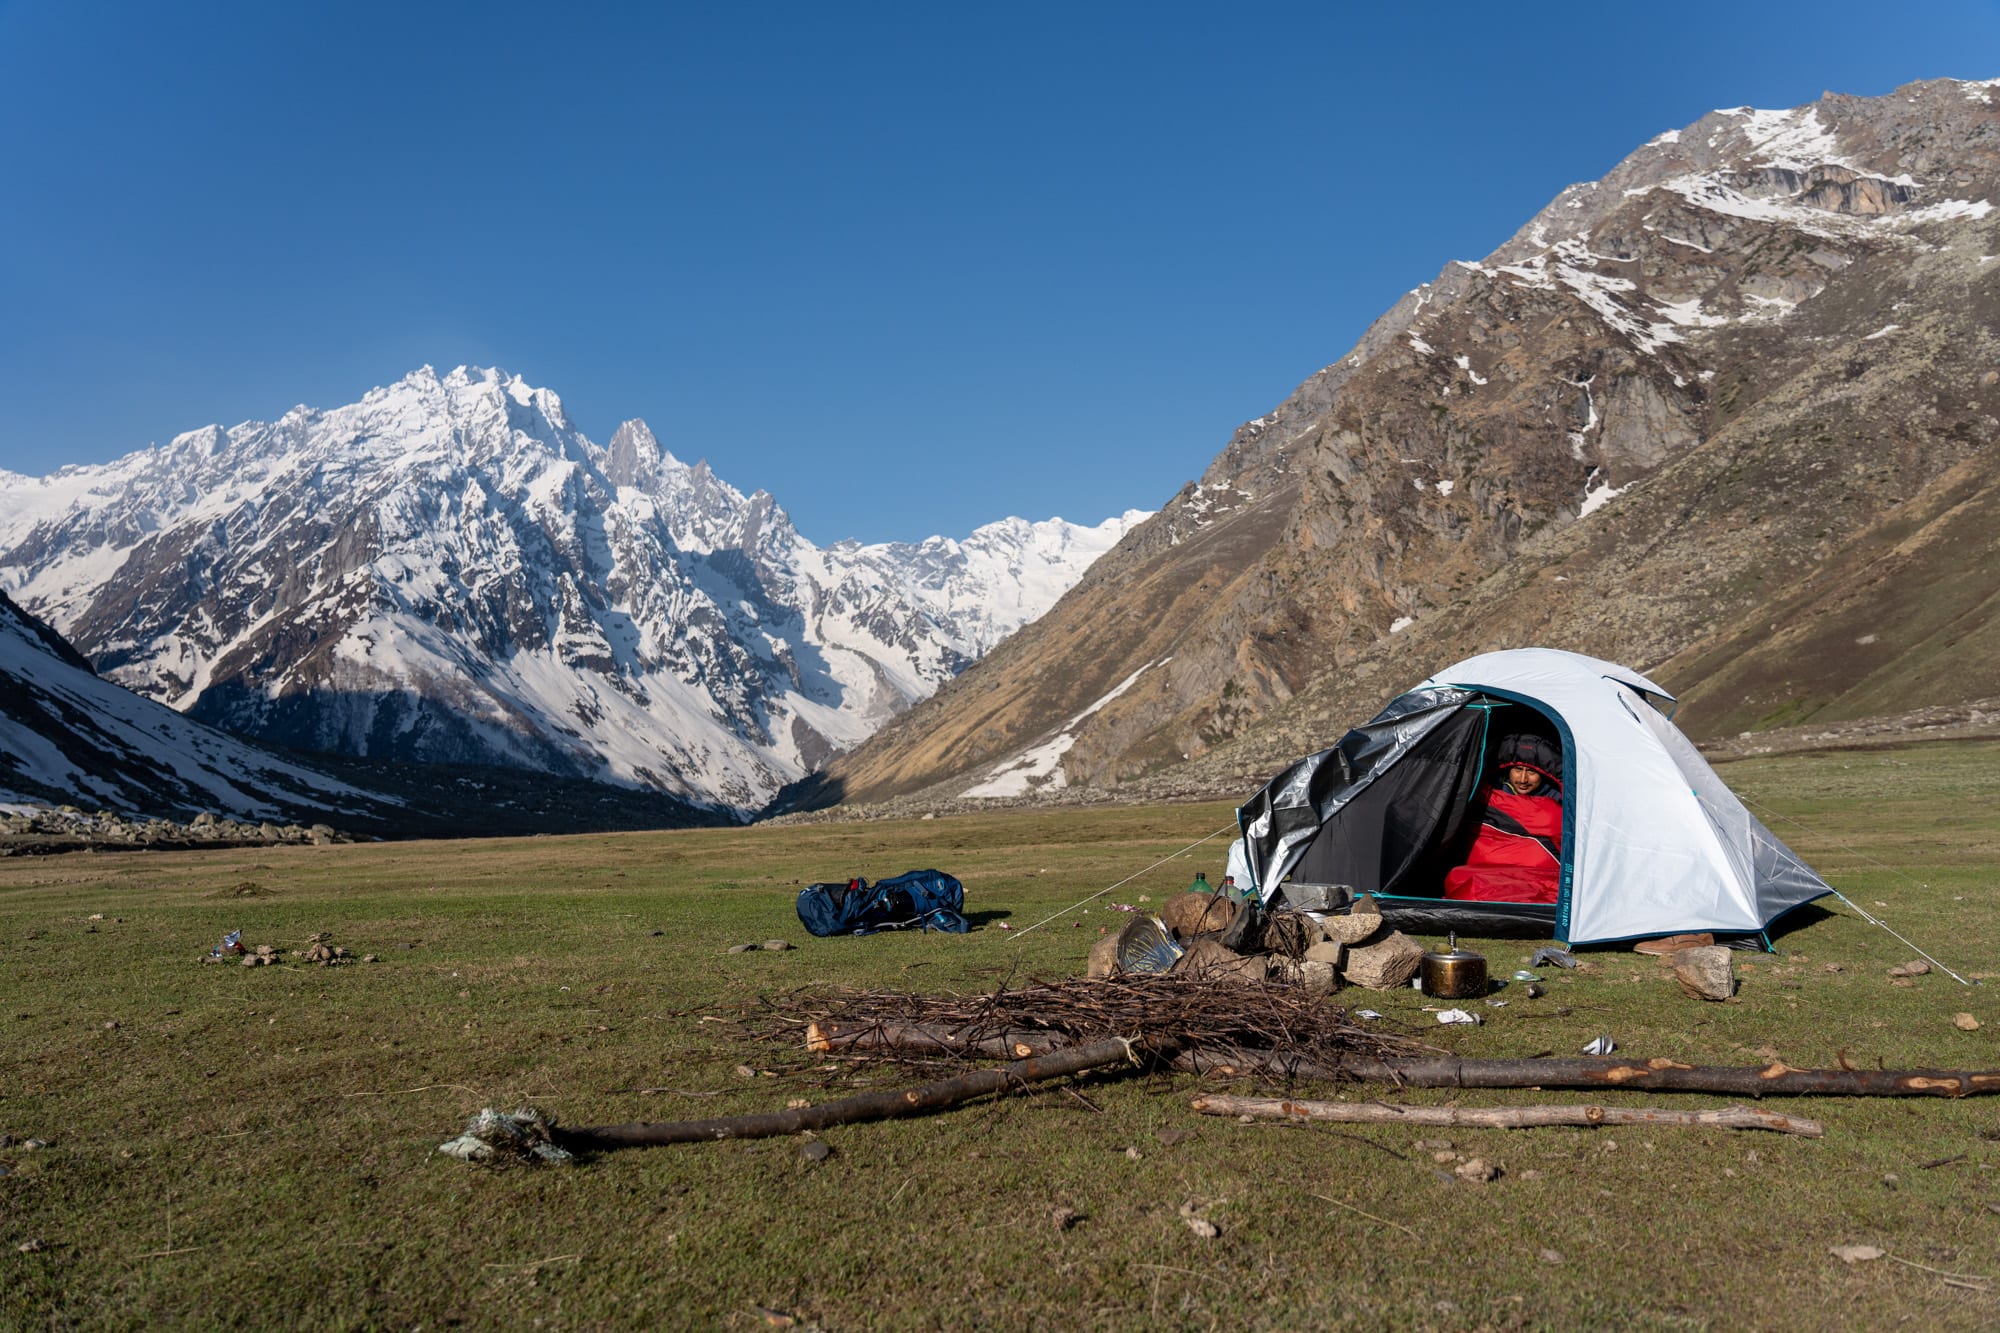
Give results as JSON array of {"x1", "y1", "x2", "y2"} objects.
[{"x1": 1442, "y1": 733, "x2": 1564, "y2": 904}]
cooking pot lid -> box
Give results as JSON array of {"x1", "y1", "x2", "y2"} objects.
[{"x1": 1425, "y1": 932, "x2": 1486, "y2": 963}]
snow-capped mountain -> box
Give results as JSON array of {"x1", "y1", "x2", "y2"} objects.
[
  {"x1": 805, "y1": 76, "x2": 2000, "y2": 807},
  {"x1": 0, "y1": 367, "x2": 1145, "y2": 814}
]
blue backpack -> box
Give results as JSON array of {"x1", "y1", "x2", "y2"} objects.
[{"x1": 795, "y1": 869, "x2": 971, "y2": 937}]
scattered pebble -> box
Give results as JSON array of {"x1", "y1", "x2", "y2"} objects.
[
  {"x1": 1882, "y1": 1174, "x2": 1900, "y2": 1189},
  {"x1": 362, "y1": 954, "x2": 379, "y2": 964},
  {"x1": 785, "y1": 1099, "x2": 811, "y2": 1110},
  {"x1": 800, "y1": 1141, "x2": 832, "y2": 1163},
  {"x1": 761, "y1": 940, "x2": 793, "y2": 952},
  {"x1": 1539, "y1": 1248, "x2": 1564, "y2": 1264},
  {"x1": 16, "y1": 1239, "x2": 44, "y2": 1253},
  {"x1": 103, "y1": 1020, "x2": 118, "y2": 1030},
  {"x1": 727, "y1": 944, "x2": 758, "y2": 954},
  {"x1": 1052, "y1": 1206, "x2": 1083, "y2": 1231},
  {"x1": 21, "y1": 1139, "x2": 47, "y2": 1151},
  {"x1": 1432, "y1": 1150, "x2": 1459, "y2": 1164},
  {"x1": 1955, "y1": 1013, "x2": 1982, "y2": 1032},
  {"x1": 732, "y1": 1064, "x2": 757, "y2": 1080},
  {"x1": 1519, "y1": 1169, "x2": 1543, "y2": 1181},
  {"x1": 1454, "y1": 1158, "x2": 1498, "y2": 1183},
  {"x1": 1125, "y1": 1147, "x2": 1142, "y2": 1160}
]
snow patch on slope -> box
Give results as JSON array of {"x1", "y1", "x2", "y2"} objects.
[{"x1": 961, "y1": 658, "x2": 1169, "y2": 798}]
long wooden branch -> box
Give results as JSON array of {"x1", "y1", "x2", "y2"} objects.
[
  {"x1": 1304, "y1": 1054, "x2": 2000, "y2": 1099},
  {"x1": 808, "y1": 1025, "x2": 2000, "y2": 1099},
  {"x1": 1192, "y1": 1094, "x2": 1824, "y2": 1137},
  {"x1": 560, "y1": 1035, "x2": 1170, "y2": 1151}
]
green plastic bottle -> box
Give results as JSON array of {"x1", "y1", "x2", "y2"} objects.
[{"x1": 1190, "y1": 872, "x2": 1212, "y2": 894}]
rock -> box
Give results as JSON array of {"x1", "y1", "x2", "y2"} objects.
[
  {"x1": 1160, "y1": 891, "x2": 1236, "y2": 940},
  {"x1": 1173, "y1": 938, "x2": 1267, "y2": 984},
  {"x1": 1086, "y1": 931, "x2": 1122, "y2": 979},
  {"x1": 1304, "y1": 940, "x2": 1347, "y2": 968},
  {"x1": 1954, "y1": 1012, "x2": 1982, "y2": 1031},
  {"x1": 362, "y1": 954, "x2": 379, "y2": 964},
  {"x1": 760, "y1": 940, "x2": 793, "y2": 952},
  {"x1": 1321, "y1": 913, "x2": 1384, "y2": 946},
  {"x1": 1888, "y1": 960, "x2": 1932, "y2": 978},
  {"x1": 1350, "y1": 895, "x2": 1382, "y2": 919},
  {"x1": 1672, "y1": 946, "x2": 1736, "y2": 1001},
  {"x1": 1454, "y1": 1158, "x2": 1499, "y2": 1182},
  {"x1": 1342, "y1": 931, "x2": 1424, "y2": 989},
  {"x1": 800, "y1": 1140, "x2": 832, "y2": 1163},
  {"x1": 727, "y1": 943, "x2": 757, "y2": 954},
  {"x1": 1270, "y1": 957, "x2": 1338, "y2": 995}
]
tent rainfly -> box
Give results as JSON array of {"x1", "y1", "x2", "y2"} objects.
[{"x1": 1226, "y1": 648, "x2": 1832, "y2": 945}]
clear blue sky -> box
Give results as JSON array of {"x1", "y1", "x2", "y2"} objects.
[{"x1": 2, "y1": 2, "x2": 1995, "y2": 543}]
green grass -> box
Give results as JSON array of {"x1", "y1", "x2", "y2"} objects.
[{"x1": 7, "y1": 747, "x2": 2000, "y2": 1329}]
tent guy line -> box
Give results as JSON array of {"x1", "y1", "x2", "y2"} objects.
[
  {"x1": 1735, "y1": 792, "x2": 1974, "y2": 986},
  {"x1": 1825, "y1": 890, "x2": 1973, "y2": 987},
  {"x1": 1008, "y1": 823, "x2": 1238, "y2": 941}
]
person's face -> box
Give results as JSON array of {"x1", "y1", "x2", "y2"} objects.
[{"x1": 1504, "y1": 763, "x2": 1540, "y2": 794}]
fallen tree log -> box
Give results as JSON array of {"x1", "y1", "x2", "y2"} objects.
[
  {"x1": 1315, "y1": 1054, "x2": 2000, "y2": 1099},
  {"x1": 1192, "y1": 1094, "x2": 1823, "y2": 1137},
  {"x1": 559, "y1": 1035, "x2": 1173, "y2": 1151},
  {"x1": 808, "y1": 1027, "x2": 2000, "y2": 1099}
]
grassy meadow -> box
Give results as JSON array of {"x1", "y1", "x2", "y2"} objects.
[{"x1": 6, "y1": 741, "x2": 2000, "y2": 1328}]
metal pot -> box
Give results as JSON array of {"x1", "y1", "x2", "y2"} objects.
[{"x1": 1420, "y1": 933, "x2": 1488, "y2": 999}]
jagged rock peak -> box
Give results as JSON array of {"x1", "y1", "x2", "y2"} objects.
[{"x1": 0, "y1": 367, "x2": 1151, "y2": 815}]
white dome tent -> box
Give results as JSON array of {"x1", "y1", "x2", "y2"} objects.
[{"x1": 1228, "y1": 648, "x2": 1833, "y2": 945}]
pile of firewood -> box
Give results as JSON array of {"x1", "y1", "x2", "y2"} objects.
[{"x1": 1087, "y1": 892, "x2": 1426, "y2": 991}]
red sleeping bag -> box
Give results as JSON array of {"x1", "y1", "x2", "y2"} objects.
[{"x1": 1442, "y1": 787, "x2": 1563, "y2": 903}]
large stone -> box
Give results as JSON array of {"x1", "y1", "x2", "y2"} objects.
[
  {"x1": 1322, "y1": 913, "x2": 1384, "y2": 946},
  {"x1": 1271, "y1": 957, "x2": 1339, "y2": 996},
  {"x1": 1672, "y1": 946, "x2": 1736, "y2": 1001},
  {"x1": 1174, "y1": 939, "x2": 1267, "y2": 984},
  {"x1": 1161, "y1": 891, "x2": 1237, "y2": 940},
  {"x1": 1304, "y1": 940, "x2": 1347, "y2": 969},
  {"x1": 1342, "y1": 931, "x2": 1425, "y2": 990}
]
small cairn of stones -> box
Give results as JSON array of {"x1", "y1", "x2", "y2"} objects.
[
  {"x1": 201, "y1": 931, "x2": 372, "y2": 966},
  {"x1": 1088, "y1": 891, "x2": 1426, "y2": 995},
  {"x1": 297, "y1": 932, "x2": 355, "y2": 966}
]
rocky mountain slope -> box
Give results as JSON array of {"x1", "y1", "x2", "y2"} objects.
[
  {"x1": 797, "y1": 77, "x2": 2000, "y2": 810},
  {"x1": 0, "y1": 368, "x2": 1143, "y2": 815},
  {"x1": 0, "y1": 588, "x2": 394, "y2": 825}
]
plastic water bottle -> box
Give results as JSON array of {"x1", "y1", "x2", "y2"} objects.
[{"x1": 1189, "y1": 872, "x2": 1212, "y2": 894}]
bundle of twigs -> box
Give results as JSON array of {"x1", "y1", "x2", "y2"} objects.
[{"x1": 770, "y1": 972, "x2": 1435, "y2": 1072}]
